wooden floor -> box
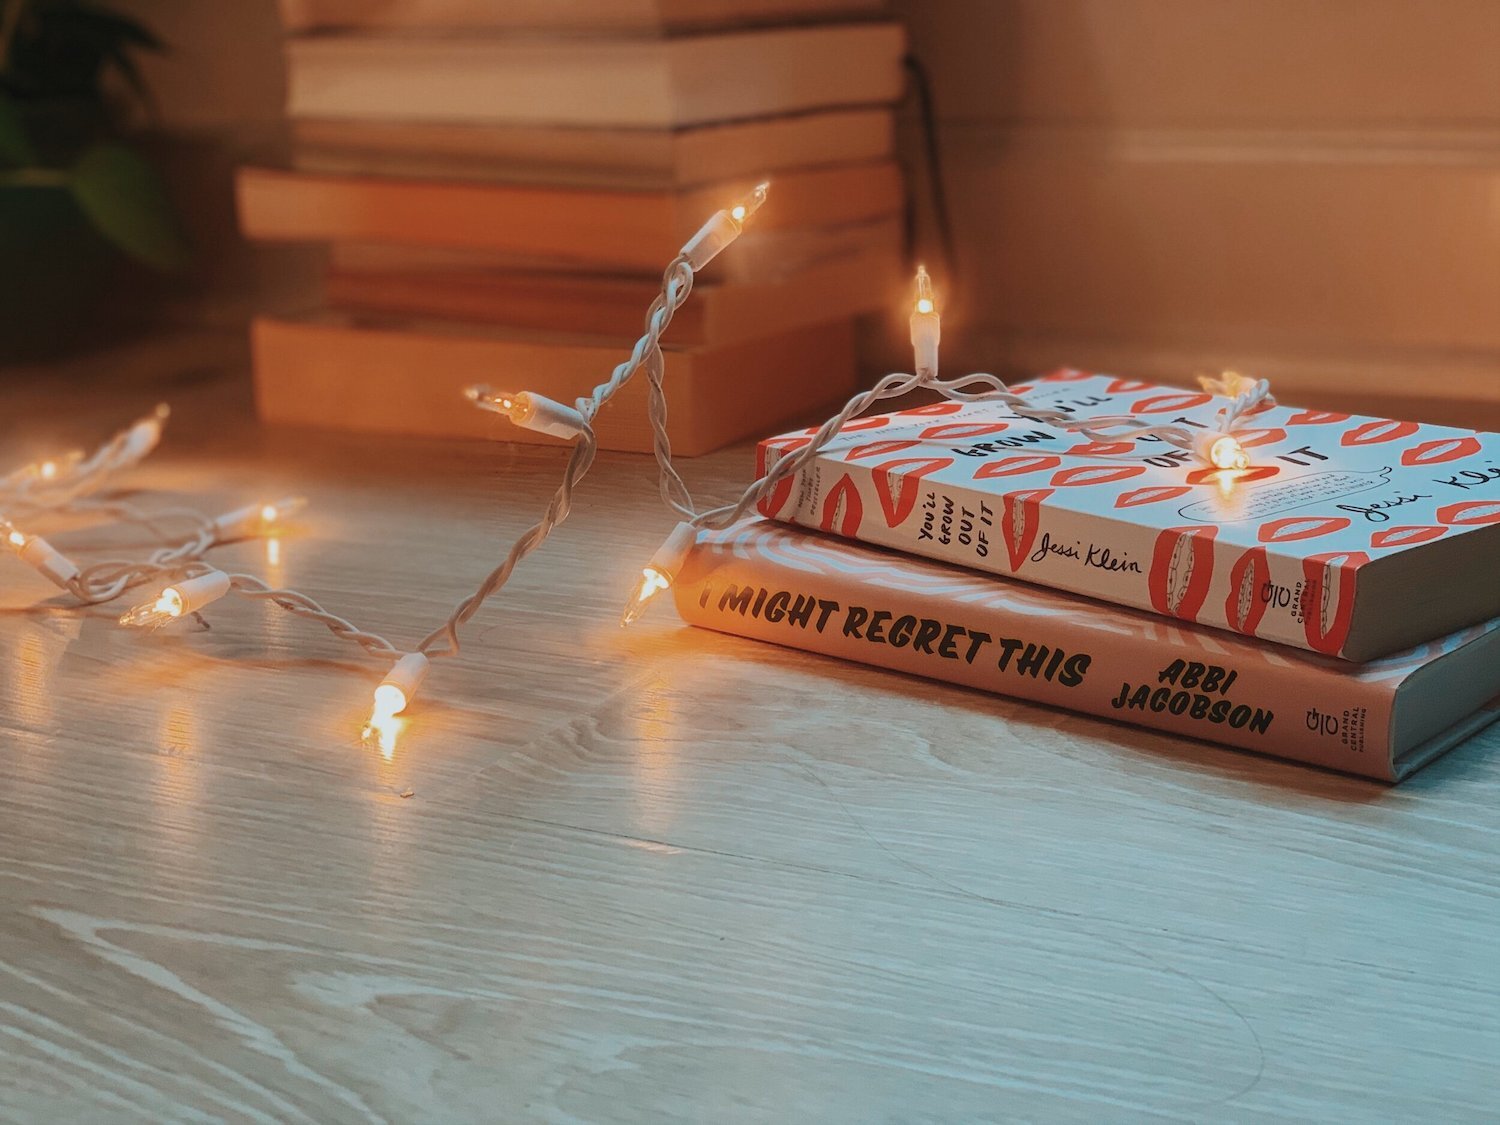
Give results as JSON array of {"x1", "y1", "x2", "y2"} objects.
[{"x1": 1, "y1": 336, "x2": 1498, "y2": 1122}]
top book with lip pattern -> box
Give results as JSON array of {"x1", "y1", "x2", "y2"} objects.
[{"x1": 757, "y1": 369, "x2": 1500, "y2": 661}]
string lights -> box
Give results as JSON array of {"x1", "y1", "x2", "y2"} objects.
[{"x1": 1, "y1": 176, "x2": 1275, "y2": 740}]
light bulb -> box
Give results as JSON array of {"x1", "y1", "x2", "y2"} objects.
[
  {"x1": 120, "y1": 570, "x2": 231, "y2": 629},
  {"x1": 622, "y1": 566, "x2": 673, "y2": 628},
  {"x1": 466, "y1": 386, "x2": 587, "y2": 440},
  {"x1": 728, "y1": 181, "x2": 770, "y2": 229},
  {"x1": 212, "y1": 495, "x2": 308, "y2": 542},
  {"x1": 371, "y1": 683, "x2": 407, "y2": 722},
  {"x1": 366, "y1": 652, "x2": 430, "y2": 731},
  {"x1": 681, "y1": 182, "x2": 771, "y2": 269},
  {"x1": 257, "y1": 496, "x2": 307, "y2": 528},
  {"x1": 914, "y1": 264, "x2": 936, "y2": 316},
  {"x1": 909, "y1": 264, "x2": 942, "y2": 379},
  {"x1": 2, "y1": 521, "x2": 79, "y2": 588},
  {"x1": 121, "y1": 403, "x2": 171, "y2": 463},
  {"x1": 1195, "y1": 430, "x2": 1251, "y2": 472},
  {"x1": 621, "y1": 522, "x2": 698, "y2": 626}
]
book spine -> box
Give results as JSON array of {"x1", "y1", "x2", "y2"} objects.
[
  {"x1": 758, "y1": 438, "x2": 1360, "y2": 658},
  {"x1": 673, "y1": 531, "x2": 1399, "y2": 780}
]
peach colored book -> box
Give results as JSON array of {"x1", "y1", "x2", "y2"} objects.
[
  {"x1": 237, "y1": 162, "x2": 902, "y2": 272},
  {"x1": 674, "y1": 520, "x2": 1500, "y2": 781},
  {"x1": 758, "y1": 369, "x2": 1500, "y2": 660},
  {"x1": 323, "y1": 246, "x2": 901, "y2": 348}
]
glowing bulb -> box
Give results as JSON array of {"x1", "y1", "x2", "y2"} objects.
[
  {"x1": 371, "y1": 683, "x2": 407, "y2": 722},
  {"x1": 260, "y1": 495, "x2": 307, "y2": 528},
  {"x1": 621, "y1": 566, "x2": 673, "y2": 627},
  {"x1": 211, "y1": 495, "x2": 307, "y2": 542},
  {"x1": 38, "y1": 460, "x2": 58, "y2": 481},
  {"x1": 621, "y1": 522, "x2": 698, "y2": 627},
  {"x1": 729, "y1": 181, "x2": 769, "y2": 228},
  {"x1": 909, "y1": 265, "x2": 942, "y2": 379},
  {"x1": 681, "y1": 182, "x2": 771, "y2": 269},
  {"x1": 914, "y1": 264, "x2": 936, "y2": 316},
  {"x1": 366, "y1": 653, "x2": 430, "y2": 733},
  {"x1": 465, "y1": 386, "x2": 587, "y2": 439},
  {"x1": 1211, "y1": 436, "x2": 1249, "y2": 471},
  {"x1": 1194, "y1": 430, "x2": 1251, "y2": 472},
  {"x1": 120, "y1": 570, "x2": 230, "y2": 629},
  {"x1": 4, "y1": 525, "x2": 26, "y2": 550}
]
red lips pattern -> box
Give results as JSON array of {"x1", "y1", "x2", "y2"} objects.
[
  {"x1": 1115, "y1": 485, "x2": 1193, "y2": 508},
  {"x1": 1000, "y1": 489, "x2": 1054, "y2": 570},
  {"x1": 871, "y1": 457, "x2": 954, "y2": 527},
  {"x1": 1436, "y1": 500, "x2": 1500, "y2": 526},
  {"x1": 973, "y1": 454, "x2": 1063, "y2": 479},
  {"x1": 846, "y1": 439, "x2": 920, "y2": 461},
  {"x1": 1224, "y1": 546, "x2": 1270, "y2": 635},
  {"x1": 1186, "y1": 465, "x2": 1280, "y2": 486},
  {"x1": 755, "y1": 436, "x2": 812, "y2": 518},
  {"x1": 1370, "y1": 525, "x2": 1448, "y2": 549},
  {"x1": 820, "y1": 474, "x2": 863, "y2": 536},
  {"x1": 897, "y1": 401, "x2": 965, "y2": 417},
  {"x1": 1342, "y1": 419, "x2": 1419, "y2": 446},
  {"x1": 807, "y1": 416, "x2": 890, "y2": 436},
  {"x1": 1130, "y1": 393, "x2": 1214, "y2": 414},
  {"x1": 1302, "y1": 551, "x2": 1368, "y2": 654},
  {"x1": 1050, "y1": 464, "x2": 1147, "y2": 487},
  {"x1": 1150, "y1": 526, "x2": 1217, "y2": 621},
  {"x1": 1401, "y1": 436, "x2": 1483, "y2": 466},
  {"x1": 1258, "y1": 516, "x2": 1351, "y2": 543},
  {"x1": 918, "y1": 422, "x2": 1011, "y2": 440},
  {"x1": 1286, "y1": 409, "x2": 1350, "y2": 426},
  {"x1": 1233, "y1": 427, "x2": 1288, "y2": 448},
  {"x1": 1065, "y1": 440, "x2": 1137, "y2": 456}
]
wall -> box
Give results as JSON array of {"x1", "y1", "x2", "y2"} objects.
[{"x1": 889, "y1": 0, "x2": 1500, "y2": 400}]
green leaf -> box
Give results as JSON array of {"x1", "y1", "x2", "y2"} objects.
[
  {"x1": 68, "y1": 141, "x2": 187, "y2": 270},
  {"x1": 0, "y1": 93, "x2": 37, "y2": 166}
]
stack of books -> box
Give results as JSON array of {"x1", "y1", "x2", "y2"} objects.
[
  {"x1": 674, "y1": 370, "x2": 1500, "y2": 781},
  {"x1": 240, "y1": 0, "x2": 908, "y2": 454}
]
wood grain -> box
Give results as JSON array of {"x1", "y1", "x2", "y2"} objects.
[{"x1": 1, "y1": 336, "x2": 1497, "y2": 1122}]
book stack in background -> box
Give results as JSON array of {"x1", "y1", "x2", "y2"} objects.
[
  {"x1": 674, "y1": 371, "x2": 1500, "y2": 781},
  {"x1": 238, "y1": 0, "x2": 908, "y2": 454}
]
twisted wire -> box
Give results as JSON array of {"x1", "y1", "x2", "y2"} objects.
[
  {"x1": 414, "y1": 253, "x2": 701, "y2": 660},
  {"x1": 225, "y1": 574, "x2": 399, "y2": 658}
]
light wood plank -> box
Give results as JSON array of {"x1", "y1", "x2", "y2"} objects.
[{"x1": 0, "y1": 337, "x2": 1497, "y2": 1121}]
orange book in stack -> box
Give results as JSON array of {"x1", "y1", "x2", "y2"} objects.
[{"x1": 244, "y1": 6, "x2": 909, "y2": 454}]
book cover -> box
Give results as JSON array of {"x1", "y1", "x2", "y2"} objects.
[
  {"x1": 758, "y1": 369, "x2": 1500, "y2": 660},
  {"x1": 673, "y1": 520, "x2": 1500, "y2": 781}
]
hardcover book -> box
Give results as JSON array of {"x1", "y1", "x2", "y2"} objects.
[
  {"x1": 757, "y1": 370, "x2": 1500, "y2": 660},
  {"x1": 674, "y1": 520, "x2": 1500, "y2": 781}
]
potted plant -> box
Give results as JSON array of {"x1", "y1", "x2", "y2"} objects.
[{"x1": 0, "y1": 0, "x2": 187, "y2": 361}]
